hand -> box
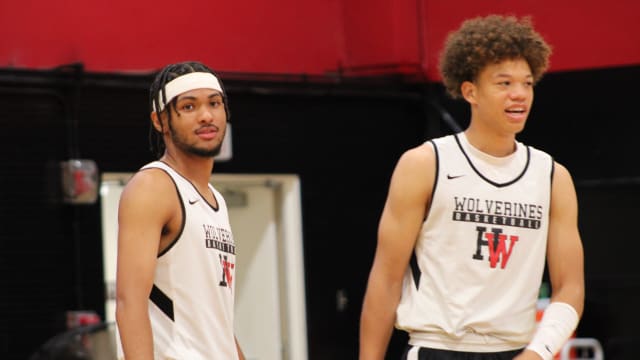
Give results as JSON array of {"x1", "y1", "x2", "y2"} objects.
[{"x1": 513, "y1": 349, "x2": 543, "y2": 360}]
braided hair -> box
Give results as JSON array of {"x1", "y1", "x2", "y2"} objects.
[{"x1": 148, "y1": 61, "x2": 231, "y2": 158}]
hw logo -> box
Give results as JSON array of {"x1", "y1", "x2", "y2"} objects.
[
  {"x1": 472, "y1": 226, "x2": 519, "y2": 269},
  {"x1": 218, "y1": 254, "x2": 235, "y2": 289}
]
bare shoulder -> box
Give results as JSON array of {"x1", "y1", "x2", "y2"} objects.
[
  {"x1": 388, "y1": 142, "x2": 436, "y2": 199},
  {"x1": 394, "y1": 142, "x2": 436, "y2": 175},
  {"x1": 119, "y1": 168, "x2": 177, "y2": 214},
  {"x1": 551, "y1": 161, "x2": 578, "y2": 212},
  {"x1": 553, "y1": 161, "x2": 572, "y2": 179},
  {"x1": 552, "y1": 161, "x2": 576, "y2": 192}
]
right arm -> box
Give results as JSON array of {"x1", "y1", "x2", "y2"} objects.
[
  {"x1": 115, "y1": 170, "x2": 177, "y2": 359},
  {"x1": 359, "y1": 144, "x2": 436, "y2": 360}
]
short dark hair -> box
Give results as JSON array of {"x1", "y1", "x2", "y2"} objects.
[
  {"x1": 148, "y1": 61, "x2": 230, "y2": 158},
  {"x1": 439, "y1": 14, "x2": 552, "y2": 99}
]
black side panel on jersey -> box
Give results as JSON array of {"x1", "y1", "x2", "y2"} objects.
[
  {"x1": 150, "y1": 284, "x2": 175, "y2": 321},
  {"x1": 410, "y1": 252, "x2": 421, "y2": 289}
]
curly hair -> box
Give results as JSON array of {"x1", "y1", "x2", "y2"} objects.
[
  {"x1": 148, "y1": 61, "x2": 231, "y2": 158},
  {"x1": 439, "y1": 14, "x2": 552, "y2": 99}
]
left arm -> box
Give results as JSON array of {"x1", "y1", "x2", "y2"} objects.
[
  {"x1": 545, "y1": 162, "x2": 585, "y2": 313},
  {"x1": 516, "y1": 162, "x2": 585, "y2": 360},
  {"x1": 547, "y1": 163, "x2": 584, "y2": 317},
  {"x1": 235, "y1": 336, "x2": 245, "y2": 360}
]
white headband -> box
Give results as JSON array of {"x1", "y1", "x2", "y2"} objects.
[{"x1": 154, "y1": 72, "x2": 223, "y2": 112}]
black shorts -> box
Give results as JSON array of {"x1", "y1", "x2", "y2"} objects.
[{"x1": 401, "y1": 345, "x2": 524, "y2": 360}]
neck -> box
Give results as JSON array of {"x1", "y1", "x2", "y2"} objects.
[
  {"x1": 463, "y1": 126, "x2": 517, "y2": 157},
  {"x1": 160, "y1": 151, "x2": 215, "y2": 187}
]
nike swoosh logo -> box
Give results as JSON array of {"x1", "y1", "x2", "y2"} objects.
[
  {"x1": 446, "y1": 174, "x2": 464, "y2": 180},
  {"x1": 188, "y1": 199, "x2": 200, "y2": 205}
]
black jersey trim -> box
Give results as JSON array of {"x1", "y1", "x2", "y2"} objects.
[
  {"x1": 426, "y1": 140, "x2": 440, "y2": 220},
  {"x1": 453, "y1": 134, "x2": 530, "y2": 188},
  {"x1": 410, "y1": 251, "x2": 421, "y2": 289},
  {"x1": 159, "y1": 160, "x2": 220, "y2": 212},
  {"x1": 139, "y1": 166, "x2": 186, "y2": 258},
  {"x1": 150, "y1": 284, "x2": 174, "y2": 321},
  {"x1": 408, "y1": 141, "x2": 437, "y2": 289},
  {"x1": 409, "y1": 141, "x2": 437, "y2": 289},
  {"x1": 549, "y1": 157, "x2": 555, "y2": 201}
]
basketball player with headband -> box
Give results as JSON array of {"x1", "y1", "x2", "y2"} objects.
[
  {"x1": 360, "y1": 15, "x2": 584, "y2": 360},
  {"x1": 115, "y1": 61, "x2": 245, "y2": 359}
]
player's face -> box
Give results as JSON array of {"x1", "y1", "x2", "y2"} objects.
[
  {"x1": 167, "y1": 88, "x2": 227, "y2": 157},
  {"x1": 466, "y1": 58, "x2": 534, "y2": 136}
]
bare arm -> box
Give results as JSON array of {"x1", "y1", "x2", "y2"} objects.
[
  {"x1": 359, "y1": 144, "x2": 435, "y2": 360},
  {"x1": 546, "y1": 162, "x2": 584, "y2": 314},
  {"x1": 115, "y1": 170, "x2": 177, "y2": 359},
  {"x1": 235, "y1": 336, "x2": 245, "y2": 360},
  {"x1": 515, "y1": 162, "x2": 585, "y2": 360}
]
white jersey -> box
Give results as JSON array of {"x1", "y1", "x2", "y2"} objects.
[
  {"x1": 396, "y1": 133, "x2": 553, "y2": 352},
  {"x1": 117, "y1": 161, "x2": 238, "y2": 360}
]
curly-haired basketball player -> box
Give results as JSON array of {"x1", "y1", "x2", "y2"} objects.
[
  {"x1": 115, "y1": 61, "x2": 245, "y2": 359},
  {"x1": 360, "y1": 15, "x2": 584, "y2": 360}
]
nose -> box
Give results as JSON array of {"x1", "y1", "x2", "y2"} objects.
[
  {"x1": 198, "y1": 106, "x2": 215, "y2": 123},
  {"x1": 509, "y1": 83, "x2": 530, "y2": 101}
]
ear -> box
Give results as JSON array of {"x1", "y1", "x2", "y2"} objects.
[
  {"x1": 150, "y1": 111, "x2": 163, "y2": 133},
  {"x1": 460, "y1": 81, "x2": 477, "y2": 105}
]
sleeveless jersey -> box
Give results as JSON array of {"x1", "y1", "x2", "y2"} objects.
[
  {"x1": 117, "y1": 161, "x2": 238, "y2": 360},
  {"x1": 395, "y1": 133, "x2": 553, "y2": 352}
]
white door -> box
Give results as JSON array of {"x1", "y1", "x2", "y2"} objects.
[{"x1": 222, "y1": 182, "x2": 282, "y2": 360}]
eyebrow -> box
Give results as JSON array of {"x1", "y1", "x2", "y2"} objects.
[
  {"x1": 176, "y1": 91, "x2": 223, "y2": 102},
  {"x1": 494, "y1": 73, "x2": 533, "y2": 78}
]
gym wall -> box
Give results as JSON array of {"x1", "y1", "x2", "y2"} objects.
[{"x1": 0, "y1": 0, "x2": 639, "y2": 358}]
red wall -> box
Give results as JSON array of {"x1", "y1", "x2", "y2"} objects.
[
  {"x1": 1, "y1": 0, "x2": 638, "y2": 79},
  {"x1": 0, "y1": 0, "x2": 343, "y2": 74},
  {"x1": 419, "y1": 0, "x2": 640, "y2": 79}
]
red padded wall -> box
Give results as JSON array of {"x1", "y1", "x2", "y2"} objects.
[
  {"x1": 339, "y1": 0, "x2": 422, "y2": 75},
  {"x1": 0, "y1": 0, "x2": 343, "y2": 74},
  {"x1": 419, "y1": 0, "x2": 640, "y2": 79},
  {"x1": 0, "y1": 0, "x2": 638, "y2": 79}
]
